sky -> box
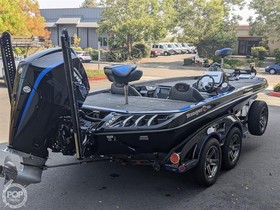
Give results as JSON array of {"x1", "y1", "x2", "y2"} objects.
[
  {"x1": 37, "y1": 0, "x2": 255, "y2": 24},
  {"x1": 38, "y1": 0, "x2": 84, "y2": 8}
]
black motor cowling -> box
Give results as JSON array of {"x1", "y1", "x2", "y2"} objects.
[{"x1": 8, "y1": 48, "x2": 90, "y2": 158}]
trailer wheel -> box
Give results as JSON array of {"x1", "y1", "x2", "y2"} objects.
[
  {"x1": 194, "y1": 138, "x2": 221, "y2": 187},
  {"x1": 222, "y1": 127, "x2": 242, "y2": 170},
  {"x1": 248, "y1": 100, "x2": 268, "y2": 136}
]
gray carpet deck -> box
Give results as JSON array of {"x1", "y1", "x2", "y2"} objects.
[
  {"x1": 83, "y1": 93, "x2": 192, "y2": 111},
  {"x1": 83, "y1": 77, "x2": 263, "y2": 112}
]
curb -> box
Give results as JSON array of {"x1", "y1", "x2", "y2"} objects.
[
  {"x1": 268, "y1": 91, "x2": 280, "y2": 97},
  {"x1": 88, "y1": 77, "x2": 107, "y2": 81}
]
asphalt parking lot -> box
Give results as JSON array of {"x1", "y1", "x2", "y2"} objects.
[{"x1": 0, "y1": 54, "x2": 279, "y2": 209}]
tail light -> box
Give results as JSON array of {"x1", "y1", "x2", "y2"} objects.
[{"x1": 170, "y1": 153, "x2": 180, "y2": 164}]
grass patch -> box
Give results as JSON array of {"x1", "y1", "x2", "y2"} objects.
[{"x1": 85, "y1": 69, "x2": 106, "y2": 78}]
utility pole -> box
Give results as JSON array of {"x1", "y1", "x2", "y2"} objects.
[{"x1": 98, "y1": 41, "x2": 101, "y2": 71}]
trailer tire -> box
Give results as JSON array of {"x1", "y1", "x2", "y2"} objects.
[
  {"x1": 248, "y1": 100, "x2": 268, "y2": 136},
  {"x1": 222, "y1": 127, "x2": 242, "y2": 170},
  {"x1": 194, "y1": 138, "x2": 221, "y2": 187}
]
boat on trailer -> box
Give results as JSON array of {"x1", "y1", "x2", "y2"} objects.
[{"x1": 0, "y1": 30, "x2": 269, "y2": 187}]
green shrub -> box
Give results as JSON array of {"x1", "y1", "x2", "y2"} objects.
[
  {"x1": 72, "y1": 47, "x2": 83, "y2": 52},
  {"x1": 274, "y1": 83, "x2": 280, "y2": 92},
  {"x1": 106, "y1": 49, "x2": 128, "y2": 62},
  {"x1": 212, "y1": 56, "x2": 221, "y2": 63},
  {"x1": 224, "y1": 59, "x2": 241, "y2": 68},
  {"x1": 91, "y1": 51, "x2": 99, "y2": 60},
  {"x1": 131, "y1": 47, "x2": 142, "y2": 59},
  {"x1": 133, "y1": 43, "x2": 151, "y2": 58},
  {"x1": 84, "y1": 47, "x2": 93, "y2": 54},
  {"x1": 223, "y1": 63, "x2": 232, "y2": 69},
  {"x1": 274, "y1": 48, "x2": 280, "y2": 63},
  {"x1": 84, "y1": 48, "x2": 98, "y2": 60},
  {"x1": 209, "y1": 57, "x2": 248, "y2": 68},
  {"x1": 251, "y1": 46, "x2": 267, "y2": 60},
  {"x1": 256, "y1": 60, "x2": 264, "y2": 67}
]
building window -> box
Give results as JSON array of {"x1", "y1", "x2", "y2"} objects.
[
  {"x1": 238, "y1": 39, "x2": 261, "y2": 55},
  {"x1": 98, "y1": 37, "x2": 107, "y2": 47}
]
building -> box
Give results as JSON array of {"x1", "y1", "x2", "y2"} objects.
[
  {"x1": 236, "y1": 25, "x2": 280, "y2": 56},
  {"x1": 40, "y1": 8, "x2": 107, "y2": 49}
]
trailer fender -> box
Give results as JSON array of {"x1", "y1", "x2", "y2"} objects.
[
  {"x1": 179, "y1": 129, "x2": 221, "y2": 164},
  {"x1": 194, "y1": 132, "x2": 222, "y2": 161}
]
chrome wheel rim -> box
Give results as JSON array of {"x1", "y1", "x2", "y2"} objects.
[
  {"x1": 228, "y1": 134, "x2": 240, "y2": 163},
  {"x1": 260, "y1": 108, "x2": 268, "y2": 131},
  {"x1": 205, "y1": 146, "x2": 219, "y2": 179}
]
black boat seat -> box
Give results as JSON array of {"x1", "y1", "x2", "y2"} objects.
[
  {"x1": 169, "y1": 82, "x2": 204, "y2": 102},
  {"x1": 111, "y1": 82, "x2": 141, "y2": 96},
  {"x1": 104, "y1": 64, "x2": 142, "y2": 85}
]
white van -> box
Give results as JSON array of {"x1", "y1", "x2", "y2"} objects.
[
  {"x1": 169, "y1": 43, "x2": 182, "y2": 54},
  {"x1": 182, "y1": 43, "x2": 197, "y2": 54},
  {"x1": 152, "y1": 43, "x2": 174, "y2": 56}
]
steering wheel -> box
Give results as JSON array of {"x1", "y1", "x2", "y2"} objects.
[{"x1": 196, "y1": 75, "x2": 215, "y2": 93}]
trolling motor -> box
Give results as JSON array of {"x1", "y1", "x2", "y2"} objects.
[
  {"x1": 60, "y1": 29, "x2": 83, "y2": 160},
  {"x1": 0, "y1": 32, "x2": 17, "y2": 103}
]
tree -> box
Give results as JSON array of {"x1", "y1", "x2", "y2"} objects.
[
  {"x1": 98, "y1": 0, "x2": 176, "y2": 57},
  {"x1": 0, "y1": 0, "x2": 29, "y2": 35},
  {"x1": 80, "y1": 0, "x2": 99, "y2": 8},
  {"x1": 19, "y1": 0, "x2": 50, "y2": 38},
  {"x1": 0, "y1": 0, "x2": 49, "y2": 39},
  {"x1": 249, "y1": 0, "x2": 280, "y2": 41},
  {"x1": 73, "y1": 34, "x2": 81, "y2": 47},
  {"x1": 176, "y1": 0, "x2": 243, "y2": 58}
]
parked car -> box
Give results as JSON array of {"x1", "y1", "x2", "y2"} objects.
[
  {"x1": 265, "y1": 64, "x2": 280, "y2": 74},
  {"x1": 176, "y1": 43, "x2": 187, "y2": 54},
  {"x1": 0, "y1": 57, "x2": 4, "y2": 80},
  {"x1": 152, "y1": 43, "x2": 174, "y2": 56},
  {"x1": 168, "y1": 43, "x2": 181, "y2": 54},
  {"x1": 75, "y1": 51, "x2": 91, "y2": 63},
  {"x1": 150, "y1": 49, "x2": 161, "y2": 57},
  {"x1": 0, "y1": 56, "x2": 22, "y2": 84},
  {"x1": 182, "y1": 43, "x2": 197, "y2": 54}
]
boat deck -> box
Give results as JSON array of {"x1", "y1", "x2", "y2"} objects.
[
  {"x1": 83, "y1": 93, "x2": 192, "y2": 112},
  {"x1": 82, "y1": 77, "x2": 265, "y2": 112}
]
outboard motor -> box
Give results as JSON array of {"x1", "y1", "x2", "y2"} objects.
[
  {"x1": 9, "y1": 48, "x2": 89, "y2": 158},
  {"x1": 0, "y1": 31, "x2": 89, "y2": 185}
]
